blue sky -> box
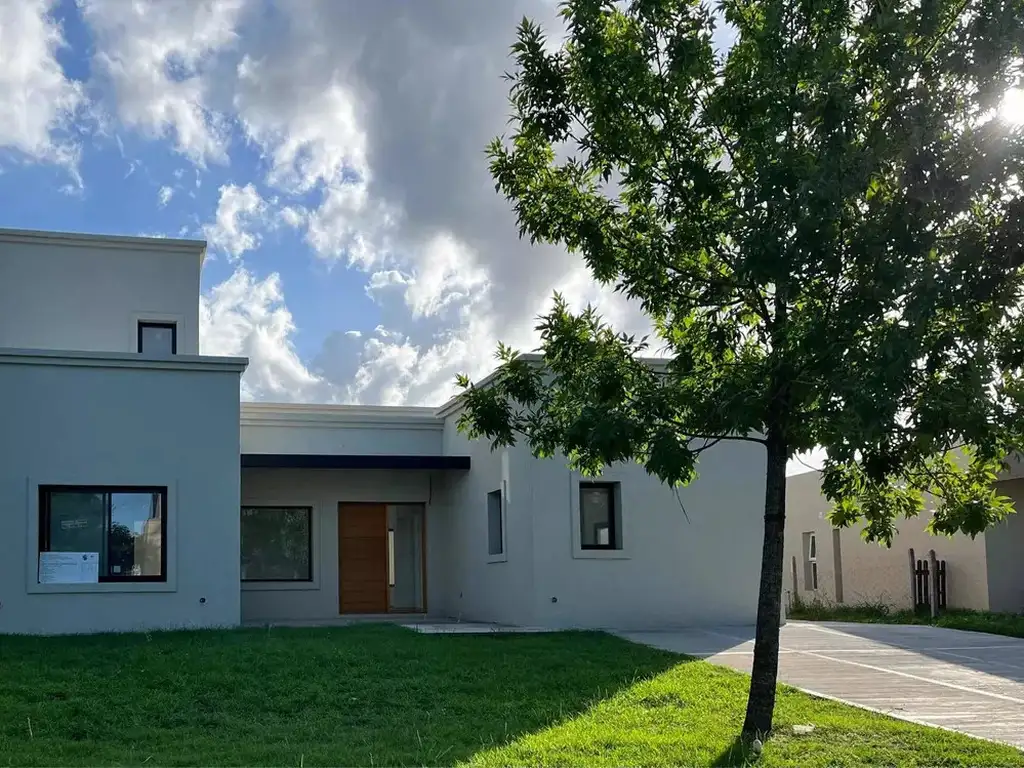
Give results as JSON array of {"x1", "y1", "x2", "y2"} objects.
[
  {"x1": 1, "y1": 0, "x2": 837, "y2": 473},
  {"x1": 4, "y1": 0, "x2": 380, "y2": 366},
  {"x1": 2, "y1": 0, "x2": 646, "y2": 407}
]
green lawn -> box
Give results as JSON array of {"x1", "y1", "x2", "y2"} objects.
[
  {"x1": 0, "y1": 625, "x2": 1020, "y2": 767},
  {"x1": 790, "y1": 601, "x2": 1024, "y2": 639}
]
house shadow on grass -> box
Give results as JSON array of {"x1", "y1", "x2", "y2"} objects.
[{"x1": 0, "y1": 623, "x2": 687, "y2": 766}]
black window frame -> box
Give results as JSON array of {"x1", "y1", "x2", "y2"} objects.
[
  {"x1": 240, "y1": 506, "x2": 314, "y2": 582},
  {"x1": 579, "y1": 482, "x2": 618, "y2": 550},
  {"x1": 137, "y1": 321, "x2": 178, "y2": 355},
  {"x1": 38, "y1": 485, "x2": 168, "y2": 583}
]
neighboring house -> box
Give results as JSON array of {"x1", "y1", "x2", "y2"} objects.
[
  {"x1": 785, "y1": 465, "x2": 1024, "y2": 613},
  {"x1": 0, "y1": 228, "x2": 767, "y2": 635}
]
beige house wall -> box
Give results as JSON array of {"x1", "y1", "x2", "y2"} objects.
[
  {"x1": 785, "y1": 471, "x2": 990, "y2": 612},
  {"x1": 985, "y1": 478, "x2": 1024, "y2": 613}
]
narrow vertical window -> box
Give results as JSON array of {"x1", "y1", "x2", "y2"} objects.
[
  {"x1": 802, "y1": 532, "x2": 818, "y2": 590},
  {"x1": 487, "y1": 490, "x2": 503, "y2": 556}
]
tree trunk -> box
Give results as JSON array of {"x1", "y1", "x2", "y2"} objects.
[{"x1": 741, "y1": 428, "x2": 788, "y2": 739}]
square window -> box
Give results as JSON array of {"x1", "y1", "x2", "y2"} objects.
[
  {"x1": 138, "y1": 321, "x2": 177, "y2": 355},
  {"x1": 580, "y1": 483, "x2": 619, "y2": 550},
  {"x1": 38, "y1": 486, "x2": 166, "y2": 582},
  {"x1": 241, "y1": 507, "x2": 313, "y2": 581},
  {"x1": 487, "y1": 490, "x2": 503, "y2": 556}
]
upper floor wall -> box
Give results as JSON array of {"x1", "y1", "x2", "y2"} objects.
[
  {"x1": 0, "y1": 229, "x2": 204, "y2": 355},
  {"x1": 241, "y1": 403, "x2": 445, "y2": 456}
]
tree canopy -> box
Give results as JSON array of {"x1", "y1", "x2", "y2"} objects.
[{"x1": 457, "y1": 0, "x2": 1024, "y2": 738}]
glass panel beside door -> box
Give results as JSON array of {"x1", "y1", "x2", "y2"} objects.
[{"x1": 387, "y1": 504, "x2": 424, "y2": 613}]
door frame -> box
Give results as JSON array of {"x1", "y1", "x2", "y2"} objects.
[{"x1": 337, "y1": 501, "x2": 428, "y2": 614}]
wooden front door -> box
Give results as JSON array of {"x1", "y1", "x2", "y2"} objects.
[{"x1": 338, "y1": 503, "x2": 388, "y2": 614}]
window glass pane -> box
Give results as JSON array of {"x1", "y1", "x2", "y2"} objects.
[
  {"x1": 139, "y1": 323, "x2": 175, "y2": 355},
  {"x1": 241, "y1": 507, "x2": 312, "y2": 581},
  {"x1": 42, "y1": 488, "x2": 165, "y2": 581},
  {"x1": 388, "y1": 529, "x2": 396, "y2": 586},
  {"x1": 109, "y1": 492, "x2": 163, "y2": 578},
  {"x1": 580, "y1": 486, "x2": 613, "y2": 547},
  {"x1": 47, "y1": 492, "x2": 106, "y2": 557},
  {"x1": 487, "y1": 490, "x2": 503, "y2": 555}
]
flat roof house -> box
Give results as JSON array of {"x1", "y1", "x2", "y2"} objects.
[{"x1": 0, "y1": 228, "x2": 766, "y2": 635}]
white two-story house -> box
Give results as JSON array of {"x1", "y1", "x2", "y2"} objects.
[{"x1": 0, "y1": 227, "x2": 767, "y2": 635}]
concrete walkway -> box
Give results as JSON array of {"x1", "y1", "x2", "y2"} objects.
[{"x1": 618, "y1": 620, "x2": 1024, "y2": 749}]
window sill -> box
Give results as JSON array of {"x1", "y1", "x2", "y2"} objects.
[
  {"x1": 242, "y1": 581, "x2": 321, "y2": 592},
  {"x1": 27, "y1": 581, "x2": 176, "y2": 595},
  {"x1": 572, "y1": 549, "x2": 631, "y2": 560},
  {"x1": 487, "y1": 553, "x2": 508, "y2": 564}
]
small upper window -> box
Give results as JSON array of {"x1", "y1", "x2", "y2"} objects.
[
  {"x1": 138, "y1": 322, "x2": 177, "y2": 355},
  {"x1": 580, "y1": 483, "x2": 620, "y2": 550}
]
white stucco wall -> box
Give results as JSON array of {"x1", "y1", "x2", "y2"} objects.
[
  {"x1": 240, "y1": 404, "x2": 444, "y2": 456},
  {"x1": 239, "y1": 468, "x2": 444, "y2": 623},
  {"x1": 432, "y1": 420, "x2": 538, "y2": 626},
  {"x1": 435, "y1": 406, "x2": 764, "y2": 629},
  {"x1": 0, "y1": 230, "x2": 203, "y2": 355},
  {"x1": 0, "y1": 350, "x2": 245, "y2": 635},
  {"x1": 527, "y1": 442, "x2": 765, "y2": 629}
]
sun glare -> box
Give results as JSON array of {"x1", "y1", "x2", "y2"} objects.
[{"x1": 999, "y1": 87, "x2": 1024, "y2": 125}]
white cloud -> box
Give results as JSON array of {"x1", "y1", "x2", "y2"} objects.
[
  {"x1": 277, "y1": 205, "x2": 306, "y2": 229},
  {"x1": 9, "y1": 1, "x2": 678, "y2": 409},
  {"x1": 304, "y1": 179, "x2": 392, "y2": 268},
  {"x1": 225, "y1": 1, "x2": 620, "y2": 405},
  {"x1": 200, "y1": 267, "x2": 329, "y2": 401},
  {"x1": 402, "y1": 234, "x2": 490, "y2": 319},
  {"x1": 365, "y1": 269, "x2": 410, "y2": 297},
  {"x1": 235, "y1": 54, "x2": 366, "y2": 192},
  {"x1": 203, "y1": 183, "x2": 268, "y2": 259},
  {"x1": 0, "y1": 0, "x2": 85, "y2": 168},
  {"x1": 80, "y1": 0, "x2": 248, "y2": 164}
]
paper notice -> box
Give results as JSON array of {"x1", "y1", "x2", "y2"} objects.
[{"x1": 38, "y1": 552, "x2": 100, "y2": 584}]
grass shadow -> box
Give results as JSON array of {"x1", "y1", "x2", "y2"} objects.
[
  {"x1": 711, "y1": 735, "x2": 759, "y2": 767},
  {"x1": 0, "y1": 624, "x2": 682, "y2": 766}
]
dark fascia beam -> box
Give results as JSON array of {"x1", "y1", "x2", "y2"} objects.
[{"x1": 240, "y1": 454, "x2": 471, "y2": 471}]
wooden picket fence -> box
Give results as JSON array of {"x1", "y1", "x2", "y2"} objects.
[{"x1": 909, "y1": 548, "x2": 947, "y2": 615}]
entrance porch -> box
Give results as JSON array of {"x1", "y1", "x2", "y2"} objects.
[{"x1": 239, "y1": 463, "x2": 459, "y2": 625}]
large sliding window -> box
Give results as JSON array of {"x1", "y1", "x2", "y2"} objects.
[
  {"x1": 241, "y1": 506, "x2": 313, "y2": 581},
  {"x1": 38, "y1": 486, "x2": 167, "y2": 582}
]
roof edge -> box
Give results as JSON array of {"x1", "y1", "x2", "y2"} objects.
[
  {"x1": 0, "y1": 347, "x2": 248, "y2": 373},
  {"x1": 434, "y1": 353, "x2": 674, "y2": 418},
  {"x1": 0, "y1": 227, "x2": 207, "y2": 261}
]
